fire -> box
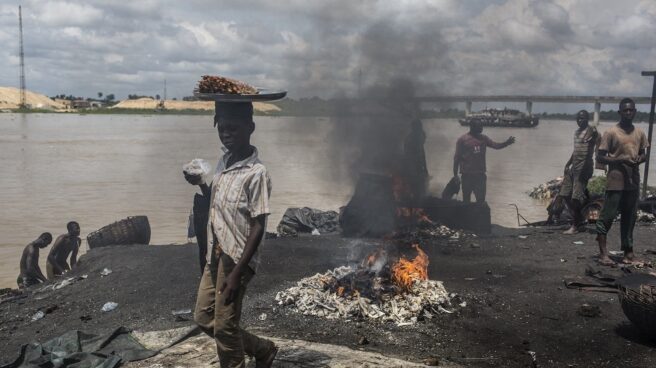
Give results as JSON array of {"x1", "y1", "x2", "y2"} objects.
[
  {"x1": 396, "y1": 207, "x2": 434, "y2": 225},
  {"x1": 391, "y1": 244, "x2": 429, "y2": 291}
]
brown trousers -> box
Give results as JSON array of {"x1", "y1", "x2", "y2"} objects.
[{"x1": 194, "y1": 253, "x2": 273, "y2": 368}]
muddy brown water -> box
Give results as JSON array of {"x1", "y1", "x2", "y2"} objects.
[{"x1": 1, "y1": 113, "x2": 654, "y2": 288}]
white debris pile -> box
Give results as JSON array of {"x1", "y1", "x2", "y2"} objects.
[
  {"x1": 398, "y1": 223, "x2": 470, "y2": 241},
  {"x1": 275, "y1": 266, "x2": 453, "y2": 326},
  {"x1": 528, "y1": 177, "x2": 563, "y2": 200},
  {"x1": 421, "y1": 224, "x2": 468, "y2": 239}
]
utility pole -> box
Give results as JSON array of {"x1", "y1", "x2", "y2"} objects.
[
  {"x1": 641, "y1": 70, "x2": 656, "y2": 198},
  {"x1": 18, "y1": 6, "x2": 26, "y2": 109}
]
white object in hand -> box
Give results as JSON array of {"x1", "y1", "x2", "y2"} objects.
[{"x1": 183, "y1": 159, "x2": 211, "y2": 176}]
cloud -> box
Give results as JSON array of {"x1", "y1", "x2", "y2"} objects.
[{"x1": 0, "y1": 0, "x2": 652, "y2": 101}]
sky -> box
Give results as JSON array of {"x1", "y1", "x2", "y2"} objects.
[{"x1": 0, "y1": 0, "x2": 654, "y2": 107}]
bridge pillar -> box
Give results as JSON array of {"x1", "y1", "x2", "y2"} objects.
[
  {"x1": 465, "y1": 100, "x2": 472, "y2": 115},
  {"x1": 593, "y1": 100, "x2": 601, "y2": 126},
  {"x1": 526, "y1": 101, "x2": 533, "y2": 115}
]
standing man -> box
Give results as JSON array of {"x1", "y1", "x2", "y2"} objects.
[
  {"x1": 46, "y1": 221, "x2": 81, "y2": 279},
  {"x1": 403, "y1": 119, "x2": 429, "y2": 203},
  {"x1": 453, "y1": 120, "x2": 515, "y2": 203},
  {"x1": 596, "y1": 98, "x2": 649, "y2": 265},
  {"x1": 184, "y1": 101, "x2": 277, "y2": 368},
  {"x1": 17, "y1": 233, "x2": 52, "y2": 288},
  {"x1": 559, "y1": 110, "x2": 600, "y2": 234}
]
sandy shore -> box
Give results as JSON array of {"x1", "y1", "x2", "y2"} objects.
[{"x1": 1, "y1": 225, "x2": 655, "y2": 367}]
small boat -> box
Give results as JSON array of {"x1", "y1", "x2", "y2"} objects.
[{"x1": 459, "y1": 108, "x2": 539, "y2": 128}]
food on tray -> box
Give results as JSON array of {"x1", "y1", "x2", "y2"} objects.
[{"x1": 196, "y1": 75, "x2": 258, "y2": 95}]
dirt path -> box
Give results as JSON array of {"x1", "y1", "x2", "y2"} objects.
[{"x1": 1, "y1": 224, "x2": 655, "y2": 367}]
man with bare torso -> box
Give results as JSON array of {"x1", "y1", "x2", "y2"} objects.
[
  {"x1": 558, "y1": 110, "x2": 600, "y2": 234},
  {"x1": 17, "y1": 233, "x2": 52, "y2": 288},
  {"x1": 46, "y1": 221, "x2": 81, "y2": 279}
]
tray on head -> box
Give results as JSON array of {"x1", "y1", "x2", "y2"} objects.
[{"x1": 193, "y1": 89, "x2": 287, "y2": 102}]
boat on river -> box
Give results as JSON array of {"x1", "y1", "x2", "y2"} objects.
[{"x1": 459, "y1": 108, "x2": 539, "y2": 128}]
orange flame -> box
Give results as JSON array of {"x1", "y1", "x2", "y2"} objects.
[
  {"x1": 396, "y1": 207, "x2": 434, "y2": 225},
  {"x1": 391, "y1": 244, "x2": 429, "y2": 291}
]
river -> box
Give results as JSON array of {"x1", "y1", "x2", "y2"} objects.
[{"x1": 1, "y1": 113, "x2": 654, "y2": 288}]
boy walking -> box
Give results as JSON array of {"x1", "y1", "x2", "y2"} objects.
[{"x1": 184, "y1": 101, "x2": 277, "y2": 368}]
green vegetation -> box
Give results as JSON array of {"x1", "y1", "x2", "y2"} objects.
[
  {"x1": 587, "y1": 175, "x2": 656, "y2": 196},
  {"x1": 587, "y1": 176, "x2": 607, "y2": 196},
  {"x1": 540, "y1": 110, "x2": 653, "y2": 122}
]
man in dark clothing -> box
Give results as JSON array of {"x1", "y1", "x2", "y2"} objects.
[
  {"x1": 453, "y1": 120, "x2": 515, "y2": 203},
  {"x1": 46, "y1": 221, "x2": 81, "y2": 279},
  {"x1": 559, "y1": 110, "x2": 600, "y2": 234},
  {"x1": 18, "y1": 233, "x2": 52, "y2": 288},
  {"x1": 596, "y1": 98, "x2": 648, "y2": 265},
  {"x1": 403, "y1": 119, "x2": 429, "y2": 203}
]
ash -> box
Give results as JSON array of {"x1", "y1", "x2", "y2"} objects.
[{"x1": 275, "y1": 266, "x2": 453, "y2": 326}]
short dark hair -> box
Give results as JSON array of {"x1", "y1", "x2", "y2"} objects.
[
  {"x1": 619, "y1": 98, "x2": 635, "y2": 109},
  {"x1": 67, "y1": 221, "x2": 79, "y2": 231},
  {"x1": 40, "y1": 232, "x2": 53, "y2": 242}
]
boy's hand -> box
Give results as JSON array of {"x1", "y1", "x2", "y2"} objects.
[
  {"x1": 183, "y1": 172, "x2": 204, "y2": 186},
  {"x1": 220, "y1": 271, "x2": 241, "y2": 305}
]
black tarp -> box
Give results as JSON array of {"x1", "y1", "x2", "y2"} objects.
[
  {"x1": 277, "y1": 207, "x2": 340, "y2": 236},
  {"x1": 2, "y1": 327, "x2": 155, "y2": 368}
]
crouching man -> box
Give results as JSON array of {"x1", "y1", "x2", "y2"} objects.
[
  {"x1": 18, "y1": 233, "x2": 52, "y2": 288},
  {"x1": 184, "y1": 101, "x2": 277, "y2": 368}
]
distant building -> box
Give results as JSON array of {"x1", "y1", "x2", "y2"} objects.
[{"x1": 71, "y1": 100, "x2": 91, "y2": 109}]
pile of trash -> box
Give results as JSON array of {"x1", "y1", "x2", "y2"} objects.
[
  {"x1": 418, "y1": 223, "x2": 468, "y2": 239},
  {"x1": 395, "y1": 223, "x2": 470, "y2": 242},
  {"x1": 529, "y1": 177, "x2": 563, "y2": 200},
  {"x1": 275, "y1": 266, "x2": 454, "y2": 326}
]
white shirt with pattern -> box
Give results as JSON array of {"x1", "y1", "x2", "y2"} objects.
[{"x1": 206, "y1": 147, "x2": 271, "y2": 272}]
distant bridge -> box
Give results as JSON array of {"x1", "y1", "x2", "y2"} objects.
[{"x1": 417, "y1": 95, "x2": 652, "y2": 124}]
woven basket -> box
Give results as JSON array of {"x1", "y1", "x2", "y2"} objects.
[
  {"x1": 618, "y1": 283, "x2": 656, "y2": 340},
  {"x1": 87, "y1": 216, "x2": 151, "y2": 249}
]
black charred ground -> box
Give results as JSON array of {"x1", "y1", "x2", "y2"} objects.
[{"x1": 1, "y1": 225, "x2": 655, "y2": 367}]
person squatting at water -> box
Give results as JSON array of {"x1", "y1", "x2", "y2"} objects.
[
  {"x1": 46, "y1": 221, "x2": 81, "y2": 280},
  {"x1": 17, "y1": 233, "x2": 52, "y2": 288},
  {"x1": 596, "y1": 98, "x2": 649, "y2": 266},
  {"x1": 558, "y1": 110, "x2": 600, "y2": 234},
  {"x1": 452, "y1": 120, "x2": 515, "y2": 203},
  {"x1": 184, "y1": 101, "x2": 277, "y2": 368}
]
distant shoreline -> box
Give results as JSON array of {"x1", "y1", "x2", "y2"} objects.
[{"x1": 0, "y1": 108, "x2": 653, "y2": 123}]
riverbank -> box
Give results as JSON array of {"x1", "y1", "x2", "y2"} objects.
[{"x1": 2, "y1": 224, "x2": 655, "y2": 367}]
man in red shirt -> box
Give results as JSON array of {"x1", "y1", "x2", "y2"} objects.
[{"x1": 453, "y1": 121, "x2": 515, "y2": 203}]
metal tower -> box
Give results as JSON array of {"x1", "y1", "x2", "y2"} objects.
[{"x1": 18, "y1": 6, "x2": 26, "y2": 109}]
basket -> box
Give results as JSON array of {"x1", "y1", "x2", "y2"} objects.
[
  {"x1": 618, "y1": 282, "x2": 656, "y2": 340},
  {"x1": 87, "y1": 216, "x2": 151, "y2": 249}
]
